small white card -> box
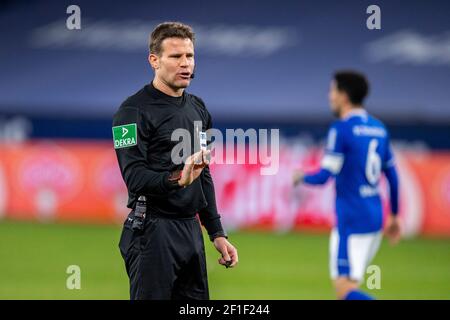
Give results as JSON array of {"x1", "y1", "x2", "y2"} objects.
[{"x1": 199, "y1": 131, "x2": 207, "y2": 151}]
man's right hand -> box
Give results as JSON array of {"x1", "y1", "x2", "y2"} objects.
[
  {"x1": 384, "y1": 214, "x2": 401, "y2": 245},
  {"x1": 178, "y1": 150, "x2": 210, "y2": 187}
]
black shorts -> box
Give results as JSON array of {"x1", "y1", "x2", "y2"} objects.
[{"x1": 118, "y1": 211, "x2": 209, "y2": 300}]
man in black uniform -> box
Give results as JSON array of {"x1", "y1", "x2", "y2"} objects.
[{"x1": 112, "y1": 22, "x2": 238, "y2": 300}]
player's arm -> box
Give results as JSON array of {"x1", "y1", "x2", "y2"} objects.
[
  {"x1": 383, "y1": 139, "x2": 401, "y2": 244},
  {"x1": 294, "y1": 124, "x2": 345, "y2": 186},
  {"x1": 113, "y1": 106, "x2": 183, "y2": 195},
  {"x1": 384, "y1": 162, "x2": 399, "y2": 215},
  {"x1": 383, "y1": 137, "x2": 399, "y2": 215}
]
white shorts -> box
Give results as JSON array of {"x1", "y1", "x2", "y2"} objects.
[{"x1": 329, "y1": 228, "x2": 382, "y2": 283}]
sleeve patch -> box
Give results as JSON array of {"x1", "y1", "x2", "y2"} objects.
[{"x1": 112, "y1": 123, "x2": 137, "y2": 149}]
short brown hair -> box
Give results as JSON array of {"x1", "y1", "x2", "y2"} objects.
[{"x1": 149, "y1": 22, "x2": 195, "y2": 55}]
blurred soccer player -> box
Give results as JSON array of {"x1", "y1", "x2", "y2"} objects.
[{"x1": 293, "y1": 71, "x2": 400, "y2": 300}]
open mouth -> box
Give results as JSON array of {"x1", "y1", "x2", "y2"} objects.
[{"x1": 178, "y1": 72, "x2": 191, "y2": 80}]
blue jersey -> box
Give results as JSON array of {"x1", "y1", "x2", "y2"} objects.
[{"x1": 303, "y1": 110, "x2": 399, "y2": 234}]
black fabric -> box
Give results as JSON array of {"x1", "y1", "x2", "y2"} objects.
[
  {"x1": 119, "y1": 211, "x2": 209, "y2": 300},
  {"x1": 112, "y1": 82, "x2": 225, "y2": 237}
]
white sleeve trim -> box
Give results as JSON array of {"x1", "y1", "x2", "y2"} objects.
[{"x1": 321, "y1": 153, "x2": 344, "y2": 174}]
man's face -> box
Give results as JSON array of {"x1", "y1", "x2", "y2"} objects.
[
  {"x1": 150, "y1": 37, "x2": 195, "y2": 90},
  {"x1": 328, "y1": 80, "x2": 346, "y2": 118}
]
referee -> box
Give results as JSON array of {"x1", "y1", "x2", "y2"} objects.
[{"x1": 113, "y1": 22, "x2": 238, "y2": 300}]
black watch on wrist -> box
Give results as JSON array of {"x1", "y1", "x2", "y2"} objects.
[
  {"x1": 167, "y1": 169, "x2": 182, "y2": 187},
  {"x1": 210, "y1": 231, "x2": 228, "y2": 242}
]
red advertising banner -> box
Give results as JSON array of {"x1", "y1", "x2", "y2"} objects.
[
  {"x1": 0, "y1": 141, "x2": 125, "y2": 223},
  {"x1": 0, "y1": 141, "x2": 449, "y2": 237}
]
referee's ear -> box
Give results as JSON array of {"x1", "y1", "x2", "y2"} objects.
[{"x1": 148, "y1": 53, "x2": 159, "y2": 70}]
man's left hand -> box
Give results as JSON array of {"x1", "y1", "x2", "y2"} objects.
[
  {"x1": 213, "y1": 237, "x2": 238, "y2": 268},
  {"x1": 293, "y1": 169, "x2": 305, "y2": 187}
]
